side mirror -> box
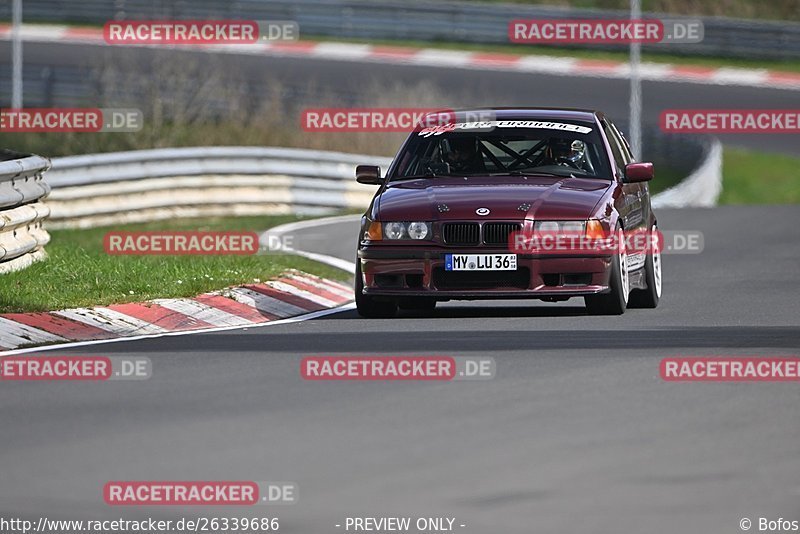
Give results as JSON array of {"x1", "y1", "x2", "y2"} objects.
[
  {"x1": 624, "y1": 162, "x2": 654, "y2": 183},
  {"x1": 356, "y1": 165, "x2": 381, "y2": 185}
]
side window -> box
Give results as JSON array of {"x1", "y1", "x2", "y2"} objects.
[
  {"x1": 601, "y1": 120, "x2": 626, "y2": 173},
  {"x1": 609, "y1": 123, "x2": 634, "y2": 163}
]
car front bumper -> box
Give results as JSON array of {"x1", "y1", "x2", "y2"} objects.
[{"x1": 358, "y1": 247, "x2": 613, "y2": 300}]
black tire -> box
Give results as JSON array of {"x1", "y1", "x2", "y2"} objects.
[
  {"x1": 398, "y1": 298, "x2": 437, "y2": 312},
  {"x1": 628, "y1": 224, "x2": 662, "y2": 309},
  {"x1": 584, "y1": 227, "x2": 628, "y2": 315},
  {"x1": 355, "y1": 260, "x2": 398, "y2": 318}
]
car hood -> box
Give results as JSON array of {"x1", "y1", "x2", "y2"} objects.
[{"x1": 377, "y1": 175, "x2": 611, "y2": 221}]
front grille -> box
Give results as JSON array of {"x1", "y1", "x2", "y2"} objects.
[
  {"x1": 443, "y1": 223, "x2": 480, "y2": 246},
  {"x1": 433, "y1": 267, "x2": 530, "y2": 290},
  {"x1": 483, "y1": 222, "x2": 521, "y2": 246}
]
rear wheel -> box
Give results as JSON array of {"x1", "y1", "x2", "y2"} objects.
[
  {"x1": 355, "y1": 260, "x2": 398, "y2": 318},
  {"x1": 628, "y1": 224, "x2": 662, "y2": 308},
  {"x1": 584, "y1": 227, "x2": 628, "y2": 315}
]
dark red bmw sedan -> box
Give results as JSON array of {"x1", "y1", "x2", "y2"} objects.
[{"x1": 354, "y1": 108, "x2": 662, "y2": 317}]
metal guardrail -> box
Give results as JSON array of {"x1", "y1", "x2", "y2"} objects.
[
  {"x1": 0, "y1": 150, "x2": 51, "y2": 274},
  {"x1": 44, "y1": 141, "x2": 719, "y2": 230},
  {"x1": 1, "y1": 0, "x2": 799, "y2": 60},
  {"x1": 45, "y1": 147, "x2": 392, "y2": 228}
]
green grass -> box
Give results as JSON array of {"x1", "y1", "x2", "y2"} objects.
[
  {"x1": 0, "y1": 215, "x2": 350, "y2": 314},
  {"x1": 719, "y1": 148, "x2": 800, "y2": 204}
]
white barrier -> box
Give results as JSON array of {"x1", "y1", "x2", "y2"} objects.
[
  {"x1": 45, "y1": 147, "x2": 392, "y2": 229},
  {"x1": 0, "y1": 153, "x2": 51, "y2": 273}
]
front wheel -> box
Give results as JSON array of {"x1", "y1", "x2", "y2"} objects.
[
  {"x1": 355, "y1": 260, "x2": 398, "y2": 318},
  {"x1": 584, "y1": 227, "x2": 628, "y2": 315},
  {"x1": 628, "y1": 224, "x2": 662, "y2": 308}
]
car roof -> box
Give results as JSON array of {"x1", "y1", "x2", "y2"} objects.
[{"x1": 442, "y1": 108, "x2": 601, "y2": 122}]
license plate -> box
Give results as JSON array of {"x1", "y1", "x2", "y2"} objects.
[{"x1": 445, "y1": 254, "x2": 517, "y2": 271}]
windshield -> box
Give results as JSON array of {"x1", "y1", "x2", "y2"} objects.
[{"x1": 392, "y1": 120, "x2": 611, "y2": 180}]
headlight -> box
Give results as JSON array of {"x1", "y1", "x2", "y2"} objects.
[
  {"x1": 535, "y1": 221, "x2": 586, "y2": 235},
  {"x1": 536, "y1": 221, "x2": 560, "y2": 232},
  {"x1": 561, "y1": 221, "x2": 585, "y2": 233},
  {"x1": 381, "y1": 222, "x2": 432, "y2": 240},
  {"x1": 407, "y1": 222, "x2": 430, "y2": 240},
  {"x1": 384, "y1": 222, "x2": 407, "y2": 240}
]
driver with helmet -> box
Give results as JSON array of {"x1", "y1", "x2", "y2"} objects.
[
  {"x1": 544, "y1": 137, "x2": 595, "y2": 174},
  {"x1": 440, "y1": 136, "x2": 486, "y2": 174}
]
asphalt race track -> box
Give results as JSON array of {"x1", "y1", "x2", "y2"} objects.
[
  {"x1": 1, "y1": 206, "x2": 798, "y2": 534},
  {"x1": 2, "y1": 40, "x2": 800, "y2": 156}
]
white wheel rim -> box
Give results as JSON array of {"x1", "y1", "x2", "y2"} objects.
[
  {"x1": 652, "y1": 225, "x2": 662, "y2": 297},
  {"x1": 619, "y1": 228, "x2": 629, "y2": 303}
]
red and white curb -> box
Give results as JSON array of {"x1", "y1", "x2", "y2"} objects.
[
  {"x1": 1, "y1": 23, "x2": 799, "y2": 91},
  {"x1": 0, "y1": 270, "x2": 353, "y2": 354}
]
